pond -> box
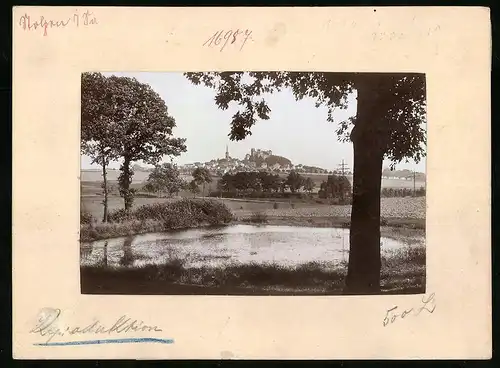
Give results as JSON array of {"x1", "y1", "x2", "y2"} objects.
[{"x1": 80, "y1": 224, "x2": 425, "y2": 269}]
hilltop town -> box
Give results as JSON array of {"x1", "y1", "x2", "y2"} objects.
[
  {"x1": 126, "y1": 146, "x2": 425, "y2": 180},
  {"x1": 177, "y1": 147, "x2": 332, "y2": 176}
]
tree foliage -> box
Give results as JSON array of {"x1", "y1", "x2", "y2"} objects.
[
  {"x1": 81, "y1": 72, "x2": 118, "y2": 164},
  {"x1": 143, "y1": 163, "x2": 185, "y2": 197},
  {"x1": 285, "y1": 170, "x2": 304, "y2": 193},
  {"x1": 184, "y1": 72, "x2": 426, "y2": 166},
  {"x1": 318, "y1": 175, "x2": 352, "y2": 200},
  {"x1": 218, "y1": 171, "x2": 267, "y2": 194},
  {"x1": 192, "y1": 167, "x2": 212, "y2": 186},
  {"x1": 258, "y1": 171, "x2": 282, "y2": 192},
  {"x1": 188, "y1": 180, "x2": 200, "y2": 197},
  {"x1": 81, "y1": 72, "x2": 187, "y2": 210},
  {"x1": 192, "y1": 167, "x2": 212, "y2": 195},
  {"x1": 303, "y1": 177, "x2": 315, "y2": 193},
  {"x1": 81, "y1": 72, "x2": 120, "y2": 222}
]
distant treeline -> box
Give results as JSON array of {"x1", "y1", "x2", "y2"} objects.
[
  {"x1": 210, "y1": 171, "x2": 352, "y2": 203},
  {"x1": 209, "y1": 171, "x2": 425, "y2": 200},
  {"x1": 211, "y1": 171, "x2": 300, "y2": 196}
]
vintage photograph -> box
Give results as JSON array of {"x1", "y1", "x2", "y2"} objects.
[{"x1": 80, "y1": 71, "x2": 426, "y2": 296}]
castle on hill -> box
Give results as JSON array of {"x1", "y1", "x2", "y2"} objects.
[{"x1": 179, "y1": 145, "x2": 325, "y2": 175}]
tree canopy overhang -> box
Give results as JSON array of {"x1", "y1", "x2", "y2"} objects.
[{"x1": 184, "y1": 71, "x2": 426, "y2": 168}]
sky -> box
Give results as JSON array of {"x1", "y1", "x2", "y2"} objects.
[{"x1": 81, "y1": 72, "x2": 427, "y2": 173}]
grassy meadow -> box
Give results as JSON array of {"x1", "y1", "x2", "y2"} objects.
[
  {"x1": 82, "y1": 179, "x2": 425, "y2": 228},
  {"x1": 81, "y1": 168, "x2": 426, "y2": 224}
]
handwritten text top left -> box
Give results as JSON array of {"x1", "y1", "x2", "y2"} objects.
[{"x1": 18, "y1": 10, "x2": 98, "y2": 37}]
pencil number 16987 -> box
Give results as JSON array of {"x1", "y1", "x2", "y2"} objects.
[{"x1": 203, "y1": 29, "x2": 252, "y2": 52}]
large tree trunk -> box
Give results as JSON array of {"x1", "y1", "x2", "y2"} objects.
[
  {"x1": 343, "y1": 75, "x2": 389, "y2": 295},
  {"x1": 101, "y1": 158, "x2": 109, "y2": 223},
  {"x1": 119, "y1": 155, "x2": 134, "y2": 211},
  {"x1": 344, "y1": 140, "x2": 384, "y2": 294}
]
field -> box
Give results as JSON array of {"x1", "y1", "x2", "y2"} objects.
[
  {"x1": 81, "y1": 169, "x2": 426, "y2": 193},
  {"x1": 82, "y1": 176, "x2": 425, "y2": 227},
  {"x1": 82, "y1": 167, "x2": 426, "y2": 222}
]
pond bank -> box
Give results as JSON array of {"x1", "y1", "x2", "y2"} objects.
[
  {"x1": 80, "y1": 245, "x2": 425, "y2": 295},
  {"x1": 236, "y1": 215, "x2": 425, "y2": 230},
  {"x1": 81, "y1": 215, "x2": 425, "y2": 242}
]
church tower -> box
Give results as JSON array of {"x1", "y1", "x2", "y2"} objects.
[{"x1": 225, "y1": 145, "x2": 230, "y2": 159}]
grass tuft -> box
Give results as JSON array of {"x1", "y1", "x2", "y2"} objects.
[{"x1": 246, "y1": 211, "x2": 268, "y2": 224}]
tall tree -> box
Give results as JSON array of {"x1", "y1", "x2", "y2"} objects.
[
  {"x1": 218, "y1": 173, "x2": 235, "y2": 193},
  {"x1": 188, "y1": 180, "x2": 200, "y2": 198},
  {"x1": 81, "y1": 72, "x2": 119, "y2": 223},
  {"x1": 303, "y1": 177, "x2": 315, "y2": 194},
  {"x1": 184, "y1": 72, "x2": 426, "y2": 294},
  {"x1": 192, "y1": 167, "x2": 213, "y2": 196},
  {"x1": 83, "y1": 73, "x2": 187, "y2": 211},
  {"x1": 286, "y1": 170, "x2": 304, "y2": 193},
  {"x1": 269, "y1": 174, "x2": 283, "y2": 193},
  {"x1": 143, "y1": 163, "x2": 185, "y2": 197},
  {"x1": 319, "y1": 174, "x2": 352, "y2": 201}
]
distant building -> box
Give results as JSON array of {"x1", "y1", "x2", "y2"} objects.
[{"x1": 177, "y1": 146, "x2": 333, "y2": 176}]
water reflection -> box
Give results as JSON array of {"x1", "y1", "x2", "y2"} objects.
[
  {"x1": 103, "y1": 241, "x2": 108, "y2": 267},
  {"x1": 80, "y1": 224, "x2": 425, "y2": 269},
  {"x1": 119, "y1": 236, "x2": 136, "y2": 267},
  {"x1": 80, "y1": 242, "x2": 93, "y2": 260}
]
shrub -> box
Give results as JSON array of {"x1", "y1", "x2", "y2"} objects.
[
  {"x1": 80, "y1": 211, "x2": 95, "y2": 225},
  {"x1": 249, "y1": 212, "x2": 268, "y2": 224},
  {"x1": 195, "y1": 199, "x2": 234, "y2": 223},
  {"x1": 340, "y1": 220, "x2": 351, "y2": 228},
  {"x1": 273, "y1": 202, "x2": 279, "y2": 209},
  {"x1": 109, "y1": 199, "x2": 233, "y2": 229},
  {"x1": 135, "y1": 192, "x2": 159, "y2": 198},
  {"x1": 381, "y1": 187, "x2": 425, "y2": 198},
  {"x1": 329, "y1": 198, "x2": 340, "y2": 205},
  {"x1": 81, "y1": 200, "x2": 234, "y2": 241},
  {"x1": 108, "y1": 208, "x2": 132, "y2": 223},
  {"x1": 134, "y1": 203, "x2": 171, "y2": 221},
  {"x1": 342, "y1": 198, "x2": 353, "y2": 205}
]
